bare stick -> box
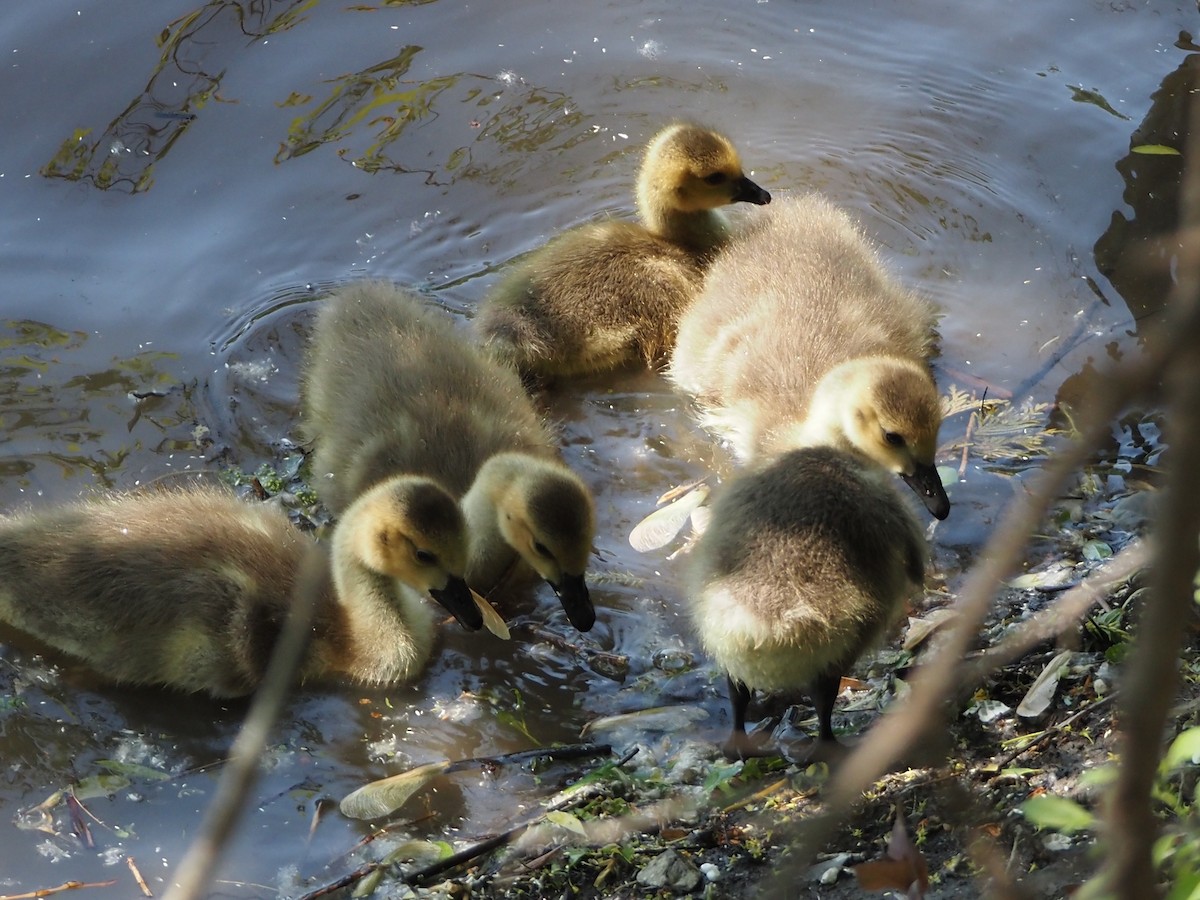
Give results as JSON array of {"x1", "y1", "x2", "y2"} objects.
[
  {"x1": 961, "y1": 539, "x2": 1147, "y2": 685},
  {"x1": 0, "y1": 883, "x2": 117, "y2": 900},
  {"x1": 162, "y1": 549, "x2": 325, "y2": 900},
  {"x1": 127, "y1": 857, "x2": 153, "y2": 898}
]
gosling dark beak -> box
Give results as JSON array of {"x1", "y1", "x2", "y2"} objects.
[
  {"x1": 429, "y1": 575, "x2": 483, "y2": 631},
  {"x1": 733, "y1": 176, "x2": 771, "y2": 206},
  {"x1": 549, "y1": 572, "x2": 595, "y2": 632},
  {"x1": 902, "y1": 463, "x2": 951, "y2": 521}
]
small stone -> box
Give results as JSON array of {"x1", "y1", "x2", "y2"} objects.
[
  {"x1": 699, "y1": 862, "x2": 721, "y2": 882},
  {"x1": 636, "y1": 848, "x2": 703, "y2": 893},
  {"x1": 808, "y1": 852, "x2": 850, "y2": 885}
]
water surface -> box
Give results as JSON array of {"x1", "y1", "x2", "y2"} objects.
[{"x1": 0, "y1": 0, "x2": 1191, "y2": 895}]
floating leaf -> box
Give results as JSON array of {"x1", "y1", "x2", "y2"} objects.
[
  {"x1": 1017, "y1": 650, "x2": 1072, "y2": 719},
  {"x1": 95, "y1": 759, "x2": 173, "y2": 782},
  {"x1": 73, "y1": 774, "x2": 130, "y2": 801},
  {"x1": 1131, "y1": 144, "x2": 1181, "y2": 156},
  {"x1": 543, "y1": 810, "x2": 588, "y2": 838},
  {"x1": 381, "y1": 839, "x2": 453, "y2": 866},
  {"x1": 352, "y1": 868, "x2": 384, "y2": 898},
  {"x1": 1160, "y1": 726, "x2": 1200, "y2": 773},
  {"x1": 472, "y1": 589, "x2": 510, "y2": 640},
  {"x1": 1020, "y1": 794, "x2": 1094, "y2": 834},
  {"x1": 581, "y1": 705, "x2": 709, "y2": 738},
  {"x1": 936, "y1": 465, "x2": 959, "y2": 487},
  {"x1": 339, "y1": 760, "x2": 452, "y2": 820},
  {"x1": 629, "y1": 486, "x2": 709, "y2": 552}
]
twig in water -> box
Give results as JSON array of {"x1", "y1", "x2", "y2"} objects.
[
  {"x1": 0, "y1": 882, "x2": 117, "y2": 900},
  {"x1": 444, "y1": 742, "x2": 612, "y2": 776},
  {"x1": 127, "y1": 857, "x2": 153, "y2": 897}
]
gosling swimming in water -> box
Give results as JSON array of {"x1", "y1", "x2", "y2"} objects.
[
  {"x1": 684, "y1": 446, "x2": 927, "y2": 759},
  {"x1": 669, "y1": 193, "x2": 949, "y2": 519},
  {"x1": 476, "y1": 122, "x2": 771, "y2": 379},
  {"x1": 0, "y1": 478, "x2": 481, "y2": 697},
  {"x1": 302, "y1": 281, "x2": 598, "y2": 631}
]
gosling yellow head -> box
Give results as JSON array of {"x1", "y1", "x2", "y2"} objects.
[
  {"x1": 637, "y1": 122, "x2": 772, "y2": 248},
  {"x1": 482, "y1": 453, "x2": 597, "y2": 632},
  {"x1": 789, "y1": 357, "x2": 949, "y2": 520},
  {"x1": 339, "y1": 475, "x2": 483, "y2": 631}
]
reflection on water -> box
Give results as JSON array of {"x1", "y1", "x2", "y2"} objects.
[
  {"x1": 1094, "y1": 52, "x2": 1198, "y2": 331},
  {"x1": 0, "y1": 320, "x2": 203, "y2": 503},
  {"x1": 278, "y1": 48, "x2": 587, "y2": 188},
  {"x1": 41, "y1": 0, "x2": 316, "y2": 193}
]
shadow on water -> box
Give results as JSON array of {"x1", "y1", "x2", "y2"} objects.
[
  {"x1": 0, "y1": 320, "x2": 204, "y2": 505},
  {"x1": 1094, "y1": 48, "x2": 1199, "y2": 333}
]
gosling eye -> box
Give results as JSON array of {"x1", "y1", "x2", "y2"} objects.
[
  {"x1": 703, "y1": 172, "x2": 728, "y2": 185},
  {"x1": 414, "y1": 548, "x2": 437, "y2": 565},
  {"x1": 884, "y1": 431, "x2": 906, "y2": 447},
  {"x1": 532, "y1": 540, "x2": 553, "y2": 559}
]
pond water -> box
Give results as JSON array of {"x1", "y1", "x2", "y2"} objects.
[{"x1": 0, "y1": 0, "x2": 1191, "y2": 896}]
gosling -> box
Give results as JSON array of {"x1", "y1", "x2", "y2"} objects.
[
  {"x1": 685, "y1": 446, "x2": 927, "y2": 760},
  {"x1": 669, "y1": 193, "x2": 950, "y2": 519},
  {"x1": 475, "y1": 122, "x2": 771, "y2": 379},
  {"x1": 302, "y1": 282, "x2": 598, "y2": 631},
  {"x1": 0, "y1": 478, "x2": 481, "y2": 697}
]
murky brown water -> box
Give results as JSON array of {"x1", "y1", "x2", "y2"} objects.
[{"x1": 0, "y1": 0, "x2": 1190, "y2": 895}]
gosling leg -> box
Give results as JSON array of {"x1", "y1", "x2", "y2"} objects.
[
  {"x1": 810, "y1": 670, "x2": 843, "y2": 744},
  {"x1": 722, "y1": 675, "x2": 774, "y2": 760}
]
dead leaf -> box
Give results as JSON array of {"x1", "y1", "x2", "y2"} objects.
[
  {"x1": 853, "y1": 807, "x2": 929, "y2": 897},
  {"x1": 629, "y1": 485, "x2": 709, "y2": 552},
  {"x1": 1017, "y1": 650, "x2": 1072, "y2": 718},
  {"x1": 472, "y1": 589, "x2": 510, "y2": 640},
  {"x1": 339, "y1": 760, "x2": 453, "y2": 820},
  {"x1": 903, "y1": 608, "x2": 959, "y2": 652}
]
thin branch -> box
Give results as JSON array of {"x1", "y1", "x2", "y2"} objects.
[
  {"x1": 443, "y1": 742, "x2": 612, "y2": 776},
  {"x1": 961, "y1": 539, "x2": 1148, "y2": 686},
  {"x1": 162, "y1": 550, "x2": 325, "y2": 900},
  {"x1": 1091, "y1": 82, "x2": 1200, "y2": 897},
  {"x1": 766, "y1": 245, "x2": 1197, "y2": 896},
  {"x1": 0, "y1": 883, "x2": 117, "y2": 900}
]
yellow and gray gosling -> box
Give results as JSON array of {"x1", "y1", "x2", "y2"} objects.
[
  {"x1": 302, "y1": 282, "x2": 598, "y2": 631},
  {"x1": 475, "y1": 122, "x2": 771, "y2": 379},
  {"x1": 685, "y1": 446, "x2": 927, "y2": 759},
  {"x1": 669, "y1": 193, "x2": 950, "y2": 519},
  {"x1": 0, "y1": 479, "x2": 479, "y2": 697}
]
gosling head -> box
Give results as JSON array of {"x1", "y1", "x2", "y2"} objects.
[
  {"x1": 489, "y1": 456, "x2": 598, "y2": 632},
  {"x1": 637, "y1": 122, "x2": 771, "y2": 222},
  {"x1": 342, "y1": 476, "x2": 484, "y2": 630},
  {"x1": 803, "y1": 358, "x2": 950, "y2": 520}
]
